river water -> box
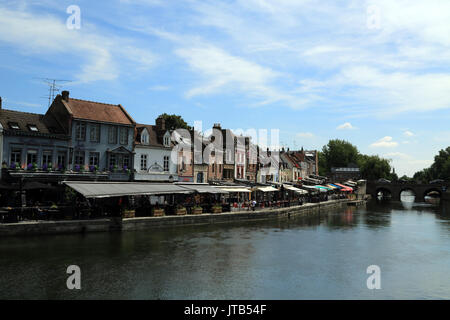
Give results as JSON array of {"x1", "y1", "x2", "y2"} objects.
[{"x1": 1, "y1": 199, "x2": 450, "y2": 300}]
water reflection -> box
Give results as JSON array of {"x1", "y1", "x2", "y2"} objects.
[{"x1": 1, "y1": 200, "x2": 450, "y2": 299}]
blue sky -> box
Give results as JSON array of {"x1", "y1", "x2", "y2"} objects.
[{"x1": 1, "y1": 0, "x2": 450, "y2": 176}]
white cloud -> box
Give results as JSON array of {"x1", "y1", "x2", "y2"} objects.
[
  {"x1": 0, "y1": 5, "x2": 156, "y2": 83},
  {"x1": 403, "y1": 130, "x2": 414, "y2": 137},
  {"x1": 297, "y1": 132, "x2": 314, "y2": 138},
  {"x1": 337, "y1": 122, "x2": 355, "y2": 130},
  {"x1": 370, "y1": 136, "x2": 398, "y2": 148}
]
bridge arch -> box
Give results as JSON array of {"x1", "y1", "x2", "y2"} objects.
[
  {"x1": 375, "y1": 187, "x2": 393, "y2": 200},
  {"x1": 423, "y1": 187, "x2": 442, "y2": 200},
  {"x1": 399, "y1": 188, "x2": 417, "y2": 202}
]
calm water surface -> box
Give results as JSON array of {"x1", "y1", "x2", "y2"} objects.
[{"x1": 1, "y1": 199, "x2": 450, "y2": 299}]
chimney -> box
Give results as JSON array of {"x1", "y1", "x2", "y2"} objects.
[
  {"x1": 61, "y1": 91, "x2": 70, "y2": 102},
  {"x1": 213, "y1": 123, "x2": 221, "y2": 130},
  {"x1": 156, "y1": 116, "x2": 166, "y2": 131}
]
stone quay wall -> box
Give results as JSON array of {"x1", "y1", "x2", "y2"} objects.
[{"x1": 0, "y1": 199, "x2": 352, "y2": 237}]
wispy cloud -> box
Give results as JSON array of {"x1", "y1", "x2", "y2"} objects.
[
  {"x1": 370, "y1": 136, "x2": 398, "y2": 148},
  {"x1": 297, "y1": 132, "x2": 314, "y2": 138},
  {"x1": 0, "y1": 4, "x2": 156, "y2": 83}
]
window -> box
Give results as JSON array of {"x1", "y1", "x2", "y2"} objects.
[
  {"x1": 108, "y1": 126, "x2": 117, "y2": 144},
  {"x1": 27, "y1": 150, "x2": 37, "y2": 165},
  {"x1": 74, "y1": 151, "x2": 85, "y2": 165},
  {"x1": 89, "y1": 152, "x2": 99, "y2": 166},
  {"x1": 42, "y1": 151, "x2": 52, "y2": 165},
  {"x1": 57, "y1": 152, "x2": 66, "y2": 168},
  {"x1": 122, "y1": 155, "x2": 130, "y2": 168},
  {"x1": 182, "y1": 156, "x2": 186, "y2": 171},
  {"x1": 10, "y1": 149, "x2": 21, "y2": 165},
  {"x1": 119, "y1": 127, "x2": 128, "y2": 145},
  {"x1": 9, "y1": 122, "x2": 20, "y2": 130},
  {"x1": 109, "y1": 154, "x2": 116, "y2": 167},
  {"x1": 164, "y1": 156, "x2": 169, "y2": 172},
  {"x1": 140, "y1": 154, "x2": 147, "y2": 170},
  {"x1": 212, "y1": 163, "x2": 215, "y2": 173},
  {"x1": 164, "y1": 135, "x2": 170, "y2": 147},
  {"x1": 141, "y1": 132, "x2": 149, "y2": 144},
  {"x1": 28, "y1": 124, "x2": 39, "y2": 132},
  {"x1": 90, "y1": 124, "x2": 100, "y2": 142},
  {"x1": 75, "y1": 122, "x2": 86, "y2": 141}
]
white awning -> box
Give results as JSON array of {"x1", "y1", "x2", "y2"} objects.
[
  {"x1": 64, "y1": 182, "x2": 193, "y2": 198},
  {"x1": 255, "y1": 186, "x2": 279, "y2": 192},
  {"x1": 213, "y1": 186, "x2": 251, "y2": 193},
  {"x1": 178, "y1": 184, "x2": 229, "y2": 194},
  {"x1": 283, "y1": 185, "x2": 308, "y2": 194}
]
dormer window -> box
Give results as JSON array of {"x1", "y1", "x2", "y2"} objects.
[
  {"x1": 164, "y1": 133, "x2": 171, "y2": 147},
  {"x1": 28, "y1": 124, "x2": 39, "y2": 132},
  {"x1": 141, "y1": 133, "x2": 149, "y2": 145},
  {"x1": 9, "y1": 122, "x2": 20, "y2": 130}
]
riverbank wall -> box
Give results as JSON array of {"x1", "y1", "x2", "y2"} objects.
[{"x1": 0, "y1": 199, "x2": 353, "y2": 237}]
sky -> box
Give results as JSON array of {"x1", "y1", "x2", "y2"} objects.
[{"x1": 1, "y1": 0, "x2": 450, "y2": 177}]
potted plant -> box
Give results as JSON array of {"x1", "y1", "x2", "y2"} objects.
[
  {"x1": 212, "y1": 204, "x2": 222, "y2": 214},
  {"x1": 10, "y1": 162, "x2": 19, "y2": 170},
  {"x1": 123, "y1": 207, "x2": 135, "y2": 218},
  {"x1": 152, "y1": 207, "x2": 165, "y2": 217},
  {"x1": 192, "y1": 206, "x2": 203, "y2": 215},
  {"x1": 124, "y1": 166, "x2": 131, "y2": 175},
  {"x1": 176, "y1": 205, "x2": 187, "y2": 215},
  {"x1": 89, "y1": 165, "x2": 98, "y2": 173},
  {"x1": 42, "y1": 162, "x2": 52, "y2": 172}
]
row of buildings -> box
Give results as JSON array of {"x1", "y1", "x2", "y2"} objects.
[{"x1": 0, "y1": 92, "x2": 318, "y2": 186}]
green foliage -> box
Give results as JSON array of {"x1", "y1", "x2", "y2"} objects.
[
  {"x1": 158, "y1": 113, "x2": 192, "y2": 130},
  {"x1": 64, "y1": 187, "x2": 77, "y2": 204},
  {"x1": 413, "y1": 147, "x2": 450, "y2": 182},
  {"x1": 318, "y1": 139, "x2": 392, "y2": 181},
  {"x1": 321, "y1": 139, "x2": 359, "y2": 173},
  {"x1": 357, "y1": 154, "x2": 392, "y2": 181},
  {"x1": 318, "y1": 151, "x2": 328, "y2": 176}
]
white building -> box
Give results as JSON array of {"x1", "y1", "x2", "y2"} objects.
[{"x1": 133, "y1": 117, "x2": 178, "y2": 182}]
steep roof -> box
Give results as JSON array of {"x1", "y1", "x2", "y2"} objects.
[
  {"x1": 63, "y1": 98, "x2": 135, "y2": 125},
  {"x1": 135, "y1": 124, "x2": 170, "y2": 148},
  {"x1": 0, "y1": 109, "x2": 67, "y2": 138}
]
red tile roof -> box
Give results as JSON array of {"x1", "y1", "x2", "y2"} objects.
[{"x1": 64, "y1": 98, "x2": 134, "y2": 125}]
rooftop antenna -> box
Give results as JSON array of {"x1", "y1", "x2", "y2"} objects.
[{"x1": 35, "y1": 78, "x2": 72, "y2": 107}]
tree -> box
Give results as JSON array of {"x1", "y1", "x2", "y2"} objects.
[
  {"x1": 357, "y1": 154, "x2": 392, "y2": 181},
  {"x1": 413, "y1": 147, "x2": 450, "y2": 182},
  {"x1": 317, "y1": 151, "x2": 328, "y2": 176},
  {"x1": 321, "y1": 139, "x2": 359, "y2": 174},
  {"x1": 157, "y1": 113, "x2": 192, "y2": 130}
]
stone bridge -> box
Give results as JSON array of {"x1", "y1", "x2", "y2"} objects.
[{"x1": 366, "y1": 181, "x2": 449, "y2": 202}]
